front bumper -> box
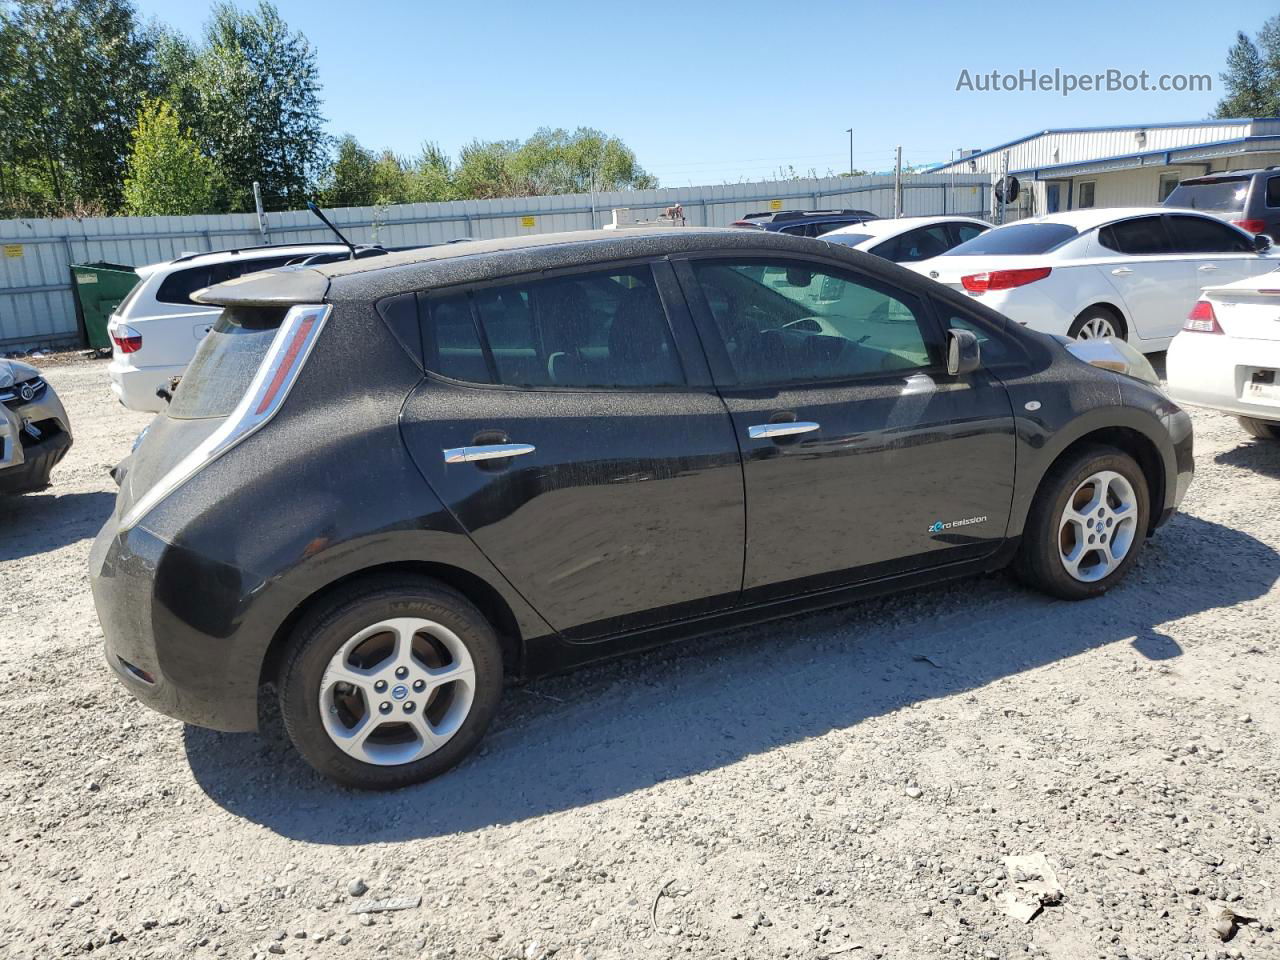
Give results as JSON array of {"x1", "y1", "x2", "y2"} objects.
[
  {"x1": 0, "y1": 383, "x2": 73, "y2": 495},
  {"x1": 89, "y1": 516, "x2": 262, "y2": 732},
  {"x1": 1167, "y1": 332, "x2": 1280, "y2": 423}
]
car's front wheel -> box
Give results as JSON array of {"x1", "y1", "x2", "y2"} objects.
[
  {"x1": 279, "y1": 575, "x2": 503, "y2": 789},
  {"x1": 1013, "y1": 446, "x2": 1150, "y2": 600},
  {"x1": 1238, "y1": 416, "x2": 1280, "y2": 441}
]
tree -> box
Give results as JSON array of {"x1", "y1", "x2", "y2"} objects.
[
  {"x1": 122, "y1": 99, "x2": 223, "y2": 215},
  {"x1": 0, "y1": 0, "x2": 155, "y2": 215},
  {"x1": 186, "y1": 1, "x2": 326, "y2": 212},
  {"x1": 512, "y1": 127, "x2": 656, "y2": 193},
  {"x1": 321, "y1": 134, "x2": 378, "y2": 207},
  {"x1": 1215, "y1": 30, "x2": 1274, "y2": 117}
]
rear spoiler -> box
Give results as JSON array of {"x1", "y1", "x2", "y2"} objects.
[{"x1": 191, "y1": 268, "x2": 329, "y2": 308}]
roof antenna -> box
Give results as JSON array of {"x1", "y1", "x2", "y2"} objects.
[{"x1": 307, "y1": 201, "x2": 357, "y2": 260}]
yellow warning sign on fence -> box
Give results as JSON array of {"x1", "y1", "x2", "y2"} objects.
[
  {"x1": 520, "y1": 216, "x2": 536, "y2": 228},
  {"x1": 3, "y1": 244, "x2": 22, "y2": 258},
  {"x1": 768, "y1": 199, "x2": 782, "y2": 211}
]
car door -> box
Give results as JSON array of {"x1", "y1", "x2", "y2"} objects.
[
  {"x1": 1164, "y1": 213, "x2": 1267, "y2": 289},
  {"x1": 675, "y1": 254, "x2": 1016, "y2": 601},
  {"x1": 398, "y1": 260, "x2": 746, "y2": 640},
  {"x1": 1093, "y1": 215, "x2": 1190, "y2": 341}
]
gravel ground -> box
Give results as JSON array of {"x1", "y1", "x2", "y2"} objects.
[{"x1": 0, "y1": 356, "x2": 1277, "y2": 960}]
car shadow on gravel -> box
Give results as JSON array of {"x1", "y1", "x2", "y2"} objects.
[
  {"x1": 184, "y1": 512, "x2": 1278, "y2": 844},
  {"x1": 0, "y1": 490, "x2": 115, "y2": 562},
  {"x1": 1214, "y1": 439, "x2": 1280, "y2": 479}
]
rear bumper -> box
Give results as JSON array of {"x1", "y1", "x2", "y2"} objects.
[
  {"x1": 89, "y1": 515, "x2": 263, "y2": 732},
  {"x1": 107, "y1": 357, "x2": 184, "y2": 413},
  {"x1": 1166, "y1": 332, "x2": 1280, "y2": 423}
]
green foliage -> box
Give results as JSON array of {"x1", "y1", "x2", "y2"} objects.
[
  {"x1": 0, "y1": 0, "x2": 656, "y2": 218},
  {"x1": 122, "y1": 99, "x2": 223, "y2": 215},
  {"x1": 0, "y1": 0, "x2": 155, "y2": 216},
  {"x1": 1215, "y1": 17, "x2": 1280, "y2": 117}
]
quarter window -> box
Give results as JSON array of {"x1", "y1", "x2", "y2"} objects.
[
  {"x1": 691, "y1": 260, "x2": 935, "y2": 385},
  {"x1": 1166, "y1": 214, "x2": 1252, "y2": 253},
  {"x1": 424, "y1": 267, "x2": 685, "y2": 389},
  {"x1": 1267, "y1": 176, "x2": 1280, "y2": 208}
]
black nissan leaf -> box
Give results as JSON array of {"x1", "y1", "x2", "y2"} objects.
[{"x1": 90, "y1": 229, "x2": 1194, "y2": 789}]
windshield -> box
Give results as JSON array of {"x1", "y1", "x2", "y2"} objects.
[
  {"x1": 168, "y1": 306, "x2": 287, "y2": 420},
  {"x1": 945, "y1": 222, "x2": 1078, "y2": 256},
  {"x1": 1164, "y1": 177, "x2": 1250, "y2": 213},
  {"x1": 822, "y1": 233, "x2": 872, "y2": 248}
]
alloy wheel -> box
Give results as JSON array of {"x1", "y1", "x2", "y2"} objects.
[
  {"x1": 1057, "y1": 470, "x2": 1138, "y2": 582},
  {"x1": 1076, "y1": 315, "x2": 1117, "y2": 339},
  {"x1": 318, "y1": 617, "x2": 476, "y2": 766}
]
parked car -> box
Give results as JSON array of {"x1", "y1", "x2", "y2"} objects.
[
  {"x1": 106, "y1": 243, "x2": 388, "y2": 412},
  {"x1": 821, "y1": 215, "x2": 990, "y2": 262},
  {"x1": 910, "y1": 208, "x2": 1280, "y2": 352},
  {"x1": 0, "y1": 357, "x2": 72, "y2": 495},
  {"x1": 731, "y1": 208, "x2": 877, "y2": 237},
  {"x1": 1166, "y1": 274, "x2": 1280, "y2": 440},
  {"x1": 90, "y1": 228, "x2": 1193, "y2": 789},
  {"x1": 1162, "y1": 168, "x2": 1280, "y2": 241}
]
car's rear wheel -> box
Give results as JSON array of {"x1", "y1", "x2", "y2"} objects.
[
  {"x1": 1013, "y1": 445, "x2": 1150, "y2": 600},
  {"x1": 1068, "y1": 306, "x2": 1126, "y2": 342},
  {"x1": 279, "y1": 575, "x2": 503, "y2": 789},
  {"x1": 1238, "y1": 416, "x2": 1280, "y2": 441}
]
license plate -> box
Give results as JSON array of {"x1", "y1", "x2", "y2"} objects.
[{"x1": 1247, "y1": 379, "x2": 1280, "y2": 403}]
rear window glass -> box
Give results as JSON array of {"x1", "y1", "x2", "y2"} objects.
[
  {"x1": 156, "y1": 257, "x2": 298, "y2": 306},
  {"x1": 168, "y1": 306, "x2": 286, "y2": 419},
  {"x1": 945, "y1": 223, "x2": 1078, "y2": 255},
  {"x1": 1164, "y1": 177, "x2": 1250, "y2": 213},
  {"x1": 822, "y1": 233, "x2": 872, "y2": 248}
]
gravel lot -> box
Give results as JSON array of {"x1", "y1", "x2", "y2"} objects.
[{"x1": 0, "y1": 356, "x2": 1277, "y2": 960}]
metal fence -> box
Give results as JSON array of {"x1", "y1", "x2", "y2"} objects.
[{"x1": 0, "y1": 172, "x2": 991, "y2": 351}]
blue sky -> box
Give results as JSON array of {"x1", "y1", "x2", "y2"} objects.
[{"x1": 134, "y1": 0, "x2": 1279, "y2": 185}]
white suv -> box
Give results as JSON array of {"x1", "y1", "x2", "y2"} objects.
[{"x1": 107, "y1": 244, "x2": 362, "y2": 411}]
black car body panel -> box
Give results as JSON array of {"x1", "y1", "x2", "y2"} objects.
[{"x1": 90, "y1": 228, "x2": 1193, "y2": 733}]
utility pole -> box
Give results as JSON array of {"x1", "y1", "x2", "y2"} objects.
[
  {"x1": 846, "y1": 128, "x2": 853, "y2": 177},
  {"x1": 253, "y1": 181, "x2": 268, "y2": 243},
  {"x1": 894, "y1": 145, "x2": 903, "y2": 218},
  {"x1": 997, "y1": 150, "x2": 1009, "y2": 225}
]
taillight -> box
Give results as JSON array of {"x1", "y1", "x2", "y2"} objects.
[
  {"x1": 112, "y1": 324, "x2": 142, "y2": 354},
  {"x1": 1184, "y1": 300, "x2": 1223, "y2": 334},
  {"x1": 1233, "y1": 218, "x2": 1267, "y2": 235},
  {"x1": 960, "y1": 267, "x2": 1052, "y2": 293}
]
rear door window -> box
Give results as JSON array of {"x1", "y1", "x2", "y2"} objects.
[
  {"x1": 872, "y1": 225, "x2": 952, "y2": 263},
  {"x1": 1097, "y1": 217, "x2": 1170, "y2": 255},
  {"x1": 1166, "y1": 215, "x2": 1252, "y2": 253},
  {"x1": 168, "y1": 306, "x2": 287, "y2": 419},
  {"x1": 423, "y1": 266, "x2": 686, "y2": 389}
]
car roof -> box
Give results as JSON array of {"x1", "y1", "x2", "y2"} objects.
[
  {"x1": 824, "y1": 215, "x2": 987, "y2": 239},
  {"x1": 192, "y1": 227, "x2": 969, "y2": 310},
  {"x1": 991, "y1": 207, "x2": 1218, "y2": 231}
]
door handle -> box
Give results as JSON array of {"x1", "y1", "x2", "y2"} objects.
[
  {"x1": 1111, "y1": 267, "x2": 1133, "y2": 276},
  {"x1": 1198, "y1": 264, "x2": 1218, "y2": 272},
  {"x1": 443, "y1": 443, "x2": 536, "y2": 464},
  {"x1": 747, "y1": 421, "x2": 820, "y2": 439}
]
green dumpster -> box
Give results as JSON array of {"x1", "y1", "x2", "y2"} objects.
[{"x1": 70, "y1": 262, "x2": 139, "y2": 350}]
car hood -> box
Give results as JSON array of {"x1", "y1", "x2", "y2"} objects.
[{"x1": 0, "y1": 358, "x2": 40, "y2": 388}]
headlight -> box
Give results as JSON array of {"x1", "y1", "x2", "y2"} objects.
[{"x1": 1064, "y1": 337, "x2": 1161, "y2": 386}]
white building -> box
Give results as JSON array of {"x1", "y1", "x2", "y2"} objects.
[{"x1": 930, "y1": 118, "x2": 1280, "y2": 219}]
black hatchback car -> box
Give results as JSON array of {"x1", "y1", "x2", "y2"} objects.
[{"x1": 90, "y1": 229, "x2": 1193, "y2": 789}]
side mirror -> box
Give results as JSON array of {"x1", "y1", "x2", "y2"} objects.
[
  {"x1": 947, "y1": 329, "x2": 981, "y2": 376},
  {"x1": 1255, "y1": 233, "x2": 1272, "y2": 253}
]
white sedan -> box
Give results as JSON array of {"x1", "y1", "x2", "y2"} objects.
[
  {"x1": 910, "y1": 207, "x2": 1280, "y2": 353},
  {"x1": 1167, "y1": 275, "x2": 1280, "y2": 441},
  {"x1": 820, "y1": 215, "x2": 990, "y2": 262}
]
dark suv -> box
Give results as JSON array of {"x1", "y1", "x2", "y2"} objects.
[
  {"x1": 732, "y1": 208, "x2": 877, "y2": 237},
  {"x1": 1162, "y1": 168, "x2": 1280, "y2": 241},
  {"x1": 90, "y1": 229, "x2": 1193, "y2": 789}
]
